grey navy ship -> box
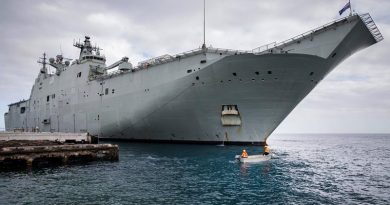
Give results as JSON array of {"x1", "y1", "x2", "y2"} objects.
[{"x1": 4, "y1": 13, "x2": 383, "y2": 145}]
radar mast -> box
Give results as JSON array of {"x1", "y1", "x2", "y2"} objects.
[
  {"x1": 73, "y1": 36, "x2": 102, "y2": 60},
  {"x1": 37, "y1": 53, "x2": 47, "y2": 76}
]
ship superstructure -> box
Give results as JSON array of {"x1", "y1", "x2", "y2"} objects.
[{"x1": 4, "y1": 13, "x2": 383, "y2": 144}]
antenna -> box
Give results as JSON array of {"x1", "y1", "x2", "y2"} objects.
[
  {"x1": 37, "y1": 53, "x2": 47, "y2": 68},
  {"x1": 37, "y1": 53, "x2": 47, "y2": 75},
  {"x1": 349, "y1": 0, "x2": 352, "y2": 16},
  {"x1": 202, "y1": 0, "x2": 206, "y2": 49}
]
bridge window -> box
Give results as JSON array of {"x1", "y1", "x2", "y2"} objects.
[
  {"x1": 20, "y1": 107, "x2": 25, "y2": 114},
  {"x1": 47, "y1": 96, "x2": 50, "y2": 102}
]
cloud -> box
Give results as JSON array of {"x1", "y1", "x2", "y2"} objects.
[{"x1": 0, "y1": 0, "x2": 389, "y2": 133}]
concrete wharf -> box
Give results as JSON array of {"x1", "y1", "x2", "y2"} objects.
[
  {"x1": 0, "y1": 132, "x2": 92, "y2": 143},
  {"x1": 0, "y1": 132, "x2": 118, "y2": 170}
]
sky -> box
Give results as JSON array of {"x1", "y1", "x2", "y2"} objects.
[{"x1": 0, "y1": 0, "x2": 389, "y2": 133}]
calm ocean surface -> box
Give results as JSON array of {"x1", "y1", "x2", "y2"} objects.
[{"x1": 0, "y1": 134, "x2": 389, "y2": 204}]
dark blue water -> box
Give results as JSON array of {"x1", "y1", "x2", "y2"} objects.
[{"x1": 0, "y1": 134, "x2": 389, "y2": 204}]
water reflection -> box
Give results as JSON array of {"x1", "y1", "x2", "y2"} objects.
[
  {"x1": 238, "y1": 158, "x2": 272, "y2": 176},
  {"x1": 0, "y1": 135, "x2": 389, "y2": 204}
]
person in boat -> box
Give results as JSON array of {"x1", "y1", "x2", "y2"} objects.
[
  {"x1": 241, "y1": 149, "x2": 248, "y2": 158},
  {"x1": 263, "y1": 144, "x2": 270, "y2": 156}
]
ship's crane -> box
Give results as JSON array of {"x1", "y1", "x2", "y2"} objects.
[{"x1": 104, "y1": 57, "x2": 132, "y2": 71}]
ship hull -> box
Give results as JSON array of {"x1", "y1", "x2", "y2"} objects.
[
  {"x1": 98, "y1": 15, "x2": 378, "y2": 144},
  {"x1": 4, "y1": 14, "x2": 381, "y2": 145},
  {"x1": 101, "y1": 54, "x2": 327, "y2": 144}
]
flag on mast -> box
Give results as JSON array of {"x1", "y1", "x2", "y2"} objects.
[{"x1": 339, "y1": 1, "x2": 351, "y2": 15}]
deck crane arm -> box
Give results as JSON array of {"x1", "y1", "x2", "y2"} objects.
[{"x1": 104, "y1": 57, "x2": 132, "y2": 71}]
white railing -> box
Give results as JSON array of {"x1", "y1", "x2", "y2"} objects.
[
  {"x1": 138, "y1": 54, "x2": 176, "y2": 68},
  {"x1": 251, "y1": 13, "x2": 383, "y2": 54},
  {"x1": 252, "y1": 42, "x2": 276, "y2": 53},
  {"x1": 359, "y1": 13, "x2": 384, "y2": 42},
  {"x1": 94, "y1": 47, "x2": 251, "y2": 80},
  {"x1": 94, "y1": 13, "x2": 383, "y2": 81},
  {"x1": 136, "y1": 47, "x2": 251, "y2": 69},
  {"x1": 252, "y1": 14, "x2": 358, "y2": 54}
]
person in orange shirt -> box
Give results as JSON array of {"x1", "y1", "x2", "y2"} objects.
[
  {"x1": 263, "y1": 144, "x2": 270, "y2": 156},
  {"x1": 241, "y1": 149, "x2": 248, "y2": 158}
]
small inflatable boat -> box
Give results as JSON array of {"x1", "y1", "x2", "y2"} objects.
[{"x1": 235, "y1": 154, "x2": 271, "y2": 163}]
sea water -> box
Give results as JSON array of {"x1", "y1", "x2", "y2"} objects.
[{"x1": 0, "y1": 134, "x2": 389, "y2": 204}]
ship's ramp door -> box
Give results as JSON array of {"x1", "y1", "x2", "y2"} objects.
[{"x1": 221, "y1": 105, "x2": 242, "y2": 126}]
